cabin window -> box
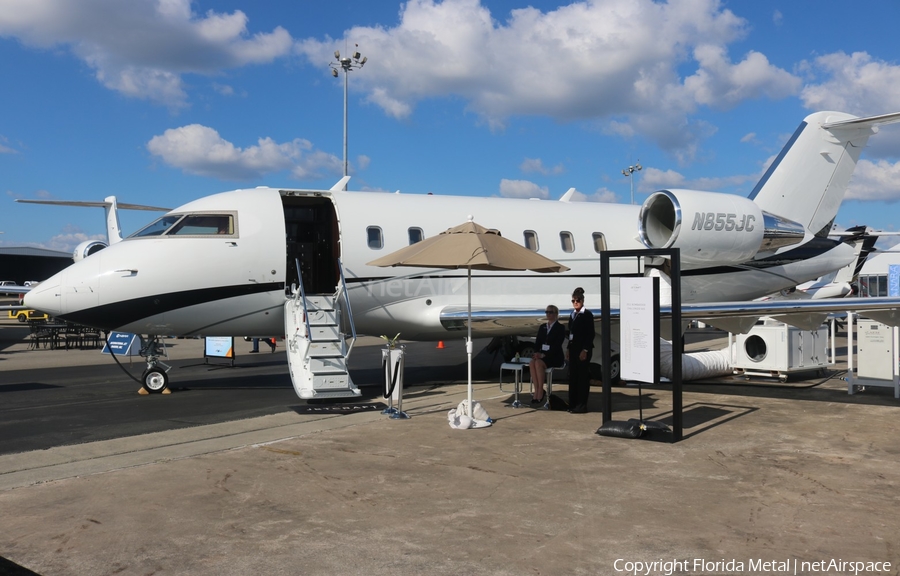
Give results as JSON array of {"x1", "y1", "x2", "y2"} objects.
[
  {"x1": 523, "y1": 230, "x2": 539, "y2": 251},
  {"x1": 560, "y1": 231, "x2": 575, "y2": 253},
  {"x1": 592, "y1": 232, "x2": 607, "y2": 253},
  {"x1": 129, "y1": 215, "x2": 183, "y2": 238},
  {"x1": 408, "y1": 227, "x2": 424, "y2": 245},
  {"x1": 367, "y1": 226, "x2": 384, "y2": 249},
  {"x1": 167, "y1": 214, "x2": 236, "y2": 236}
]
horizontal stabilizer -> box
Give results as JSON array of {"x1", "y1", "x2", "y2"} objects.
[
  {"x1": 822, "y1": 111, "x2": 900, "y2": 129},
  {"x1": 15, "y1": 199, "x2": 171, "y2": 211}
]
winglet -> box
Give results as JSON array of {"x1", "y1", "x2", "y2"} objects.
[
  {"x1": 559, "y1": 188, "x2": 577, "y2": 202},
  {"x1": 331, "y1": 176, "x2": 351, "y2": 191}
]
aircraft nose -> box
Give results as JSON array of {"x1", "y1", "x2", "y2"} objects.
[{"x1": 23, "y1": 277, "x2": 62, "y2": 316}]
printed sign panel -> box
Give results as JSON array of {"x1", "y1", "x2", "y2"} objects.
[
  {"x1": 620, "y1": 277, "x2": 656, "y2": 384},
  {"x1": 101, "y1": 332, "x2": 140, "y2": 356},
  {"x1": 204, "y1": 336, "x2": 234, "y2": 358}
]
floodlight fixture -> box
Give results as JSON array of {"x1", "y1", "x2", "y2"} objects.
[
  {"x1": 622, "y1": 161, "x2": 643, "y2": 205},
  {"x1": 329, "y1": 47, "x2": 368, "y2": 189}
]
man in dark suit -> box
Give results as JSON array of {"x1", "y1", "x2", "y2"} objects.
[
  {"x1": 530, "y1": 304, "x2": 566, "y2": 404},
  {"x1": 566, "y1": 287, "x2": 594, "y2": 413}
]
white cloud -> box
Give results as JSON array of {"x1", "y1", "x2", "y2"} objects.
[
  {"x1": 0, "y1": 135, "x2": 17, "y2": 154},
  {"x1": 640, "y1": 167, "x2": 686, "y2": 189},
  {"x1": 799, "y1": 51, "x2": 900, "y2": 158},
  {"x1": 567, "y1": 187, "x2": 619, "y2": 203},
  {"x1": 498, "y1": 178, "x2": 549, "y2": 199},
  {"x1": 846, "y1": 159, "x2": 900, "y2": 202},
  {"x1": 296, "y1": 0, "x2": 799, "y2": 158},
  {"x1": 684, "y1": 45, "x2": 800, "y2": 109},
  {"x1": 43, "y1": 225, "x2": 105, "y2": 254},
  {"x1": 800, "y1": 52, "x2": 900, "y2": 116},
  {"x1": 146, "y1": 124, "x2": 342, "y2": 181},
  {"x1": 520, "y1": 158, "x2": 565, "y2": 175},
  {"x1": 640, "y1": 165, "x2": 756, "y2": 193},
  {"x1": 0, "y1": 0, "x2": 292, "y2": 108}
]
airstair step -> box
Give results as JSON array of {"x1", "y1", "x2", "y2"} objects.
[
  {"x1": 308, "y1": 325, "x2": 340, "y2": 341},
  {"x1": 309, "y1": 357, "x2": 348, "y2": 374},
  {"x1": 307, "y1": 388, "x2": 362, "y2": 399},
  {"x1": 305, "y1": 296, "x2": 335, "y2": 311},
  {"x1": 308, "y1": 342, "x2": 344, "y2": 358},
  {"x1": 312, "y1": 374, "x2": 351, "y2": 390},
  {"x1": 307, "y1": 308, "x2": 338, "y2": 326}
]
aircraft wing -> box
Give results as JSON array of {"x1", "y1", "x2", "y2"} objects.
[{"x1": 442, "y1": 296, "x2": 900, "y2": 336}]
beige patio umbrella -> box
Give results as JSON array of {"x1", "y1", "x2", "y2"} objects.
[{"x1": 367, "y1": 218, "x2": 570, "y2": 424}]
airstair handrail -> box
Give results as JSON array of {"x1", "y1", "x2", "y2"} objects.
[
  {"x1": 294, "y1": 257, "x2": 313, "y2": 340},
  {"x1": 336, "y1": 258, "x2": 357, "y2": 358}
]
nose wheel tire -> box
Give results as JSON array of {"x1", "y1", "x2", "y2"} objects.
[{"x1": 142, "y1": 368, "x2": 169, "y2": 393}]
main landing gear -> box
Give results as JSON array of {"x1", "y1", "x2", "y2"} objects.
[{"x1": 139, "y1": 335, "x2": 171, "y2": 394}]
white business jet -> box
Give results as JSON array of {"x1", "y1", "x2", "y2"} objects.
[{"x1": 23, "y1": 111, "x2": 900, "y2": 396}]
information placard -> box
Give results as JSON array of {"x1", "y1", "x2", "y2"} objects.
[
  {"x1": 101, "y1": 332, "x2": 140, "y2": 356},
  {"x1": 204, "y1": 336, "x2": 234, "y2": 359},
  {"x1": 620, "y1": 277, "x2": 656, "y2": 384}
]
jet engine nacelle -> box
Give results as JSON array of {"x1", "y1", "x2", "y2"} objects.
[
  {"x1": 638, "y1": 189, "x2": 806, "y2": 268},
  {"x1": 72, "y1": 240, "x2": 108, "y2": 262}
]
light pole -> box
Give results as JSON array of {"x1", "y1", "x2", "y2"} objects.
[
  {"x1": 622, "y1": 161, "x2": 642, "y2": 205},
  {"x1": 330, "y1": 48, "x2": 367, "y2": 190}
]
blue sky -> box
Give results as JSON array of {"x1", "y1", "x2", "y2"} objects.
[{"x1": 3, "y1": 0, "x2": 900, "y2": 253}]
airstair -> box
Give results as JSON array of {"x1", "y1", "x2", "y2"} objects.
[{"x1": 285, "y1": 259, "x2": 361, "y2": 399}]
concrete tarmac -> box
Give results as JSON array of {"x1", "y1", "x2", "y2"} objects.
[{"x1": 2, "y1": 322, "x2": 900, "y2": 575}]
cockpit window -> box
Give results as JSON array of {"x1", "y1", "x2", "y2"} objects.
[
  {"x1": 130, "y1": 215, "x2": 183, "y2": 237},
  {"x1": 168, "y1": 214, "x2": 235, "y2": 236},
  {"x1": 128, "y1": 213, "x2": 238, "y2": 238}
]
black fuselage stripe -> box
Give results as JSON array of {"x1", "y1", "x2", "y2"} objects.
[{"x1": 60, "y1": 282, "x2": 284, "y2": 330}]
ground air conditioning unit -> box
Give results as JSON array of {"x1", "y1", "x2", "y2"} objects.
[
  {"x1": 848, "y1": 316, "x2": 899, "y2": 398},
  {"x1": 732, "y1": 319, "x2": 828, "y2": 381}
]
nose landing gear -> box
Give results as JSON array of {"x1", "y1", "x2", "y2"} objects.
[{"x1": 139, "y1": 335, "x2": 171, "y2": 394}]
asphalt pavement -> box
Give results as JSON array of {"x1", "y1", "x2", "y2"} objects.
[{"x1": 2, "y1": 319, "x2": 900, "y2": 576}]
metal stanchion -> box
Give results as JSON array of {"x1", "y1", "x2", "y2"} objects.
[{"x1": 382, "y1": 346, "x2": 409, "y2": 419}]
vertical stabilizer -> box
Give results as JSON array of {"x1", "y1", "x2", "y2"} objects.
[
  {"x1": 749, "y1": 111, "x2": 900, "y2": 236},
  {"x1": 104, "y1": 196, "x2": 123, "y2": 244}
]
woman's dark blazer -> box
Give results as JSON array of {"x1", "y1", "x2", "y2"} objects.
[
  {"x1": 535, "y1": 321, "x2": 566, "y2": 368},
  {"x1": 567, "y1": 309, "x2": 595, "y2": 358}
]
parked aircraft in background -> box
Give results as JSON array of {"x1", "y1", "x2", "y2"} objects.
[
  {"x1": 23, "y1": 111, "x2": 900, "y2": 396},
  {"x1": 15, "y1": 197, "x2": 171, "y2": 261},
  {"x1": 765, "y1": 226, "x2": 900, "y2": 300}
]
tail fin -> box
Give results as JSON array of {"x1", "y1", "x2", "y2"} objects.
[
  {"x1": 103, "y1": 196, "x2": 123, "y2": 244},
  {"x1": 748, "y1": 111, "x2": 900, "y2": 237}
]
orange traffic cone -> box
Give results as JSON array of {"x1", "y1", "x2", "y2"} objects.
[{"x1": 436, "y1": 341, "x2": 445, "y2": 349}]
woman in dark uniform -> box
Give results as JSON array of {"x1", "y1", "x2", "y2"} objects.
[
  {"x1": 529, "y1": 304, "x2": 565, "y2": 405},
  {"x1": 566, "y1": 287, "x2": 594, "y2": 413}
]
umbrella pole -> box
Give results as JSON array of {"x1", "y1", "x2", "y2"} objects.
[{"x1": 467, "y1": 266, "x2": 473, "y2": 418}]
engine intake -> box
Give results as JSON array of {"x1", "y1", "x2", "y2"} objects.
[
  {"x1": 73, "y1": 240, "x2": 108, "y2": 262},
  {"x1": 638, "y1": 189, "x2": 805, "y2": 267}
]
